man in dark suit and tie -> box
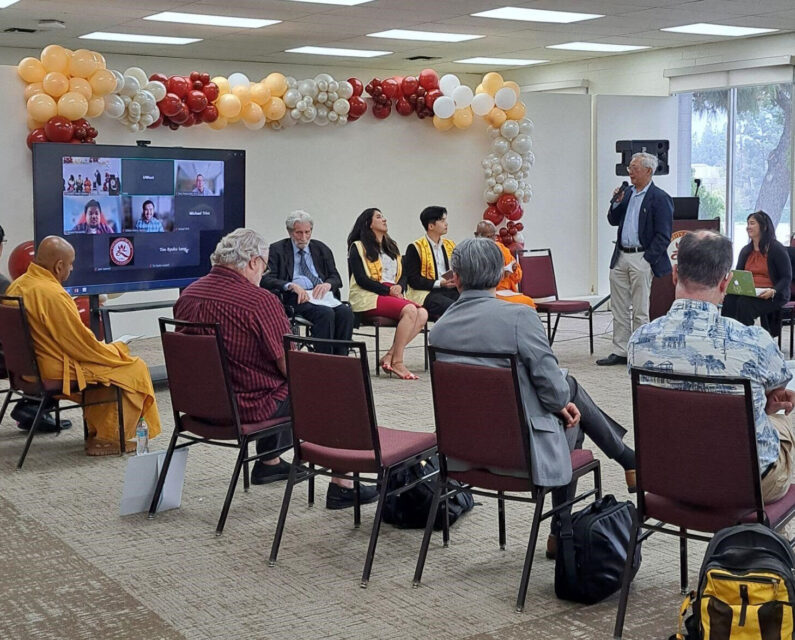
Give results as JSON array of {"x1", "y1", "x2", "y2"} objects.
[
  {"x1": 261, "y1": 210, "x2": 354, "y2": 355},
  {"x1": 597, "y1": 152, "x2": 673, "y2": 366}
]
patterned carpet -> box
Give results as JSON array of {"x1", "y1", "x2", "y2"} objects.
[{"x1": 0, "y1": 312, "x2": 714, "y2": 640}]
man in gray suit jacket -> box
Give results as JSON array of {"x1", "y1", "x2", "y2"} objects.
[{"x1": 430, "y1": 238, "x2": 636, "y2": 492}]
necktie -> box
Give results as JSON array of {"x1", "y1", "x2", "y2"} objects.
[{"x1": 298, "y1": 249, "x2": 322, "y2": 286}]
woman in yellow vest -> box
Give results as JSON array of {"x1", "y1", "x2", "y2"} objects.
[{"x1": 347, "y1": 208, "x2": 428, "y2": 380}]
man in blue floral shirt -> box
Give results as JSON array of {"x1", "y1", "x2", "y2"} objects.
[{"x1": 629, "y1": 230, "x2": 794, "y2": 502}]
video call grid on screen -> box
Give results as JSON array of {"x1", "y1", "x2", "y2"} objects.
[{"x1": 33, "y1": 143, "x2": 245, "y2": 295}]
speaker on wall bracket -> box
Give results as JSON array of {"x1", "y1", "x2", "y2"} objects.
[{"x1": 615, "y1": 139, "x2": 669, "y2": 176}]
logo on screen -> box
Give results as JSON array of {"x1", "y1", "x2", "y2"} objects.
[{"x1": 109, "y1": 237, "x2": 134, "y2": 266}]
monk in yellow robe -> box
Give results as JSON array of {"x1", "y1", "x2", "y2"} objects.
[
  {"x1": 474, "y1": 221, "x2": 536, "y2": 308},
  {"x1": 6, "y1": 236, "x2": 161, "y2": 455}
]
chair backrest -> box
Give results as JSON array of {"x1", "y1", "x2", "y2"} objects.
[
  {"x1": 518, "y1": 248, "x2": 559, "y2": 300},
  {"x1": 284, "y1": 335, "x2": 380, "y2": 455},
  {"x1": 631, "y1": 367, "x2": 764, "y2": 517},
  {"x1": 0, "y1": 295, "x2": 44, "y2": 395},
  {"x1": 159, "y1": 318, "x2": 241, "y2": 435},
  {"x1": 428, "y1": 346, "x2": 531, "y2": 474}
]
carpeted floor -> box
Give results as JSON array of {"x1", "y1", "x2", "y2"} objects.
[{"x1": 0, "y1": 312, "x2": 715, "y2": 639}]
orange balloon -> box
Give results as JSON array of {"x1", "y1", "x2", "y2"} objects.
[
  {"x1": 505, "y1": 101, "x2": 526, "y2": 120},
  {"x1": 24, "y1": 82, "x2": 45, "y2": 101},
  {"x1": 263, "y1": 72, "x2": 287, "y2": 98},
  {"x1": 231, "y1": 84, "x2": 251, "y2": 104},
  {"x1": 26, "y1": 116, "x2": 45, "y2": 131},
  {"x1": 40, "y1": 45, "x2": 69, "y2": 73},
  {"x1": 208, "y1": 115, "x2": 228, "y2": 130},
  {"x1": 503, "y1": 81, "x2": 521, "y2": 98},
  {"x1": 263, "y1": 97, "x2": 286, "y2": 121},
  {"x1": 486, "y1": 106, "x2": 507, "y2": 127},
  {"x1": 27, "y1": 93, "x2": 58, "y2": 122},
  {"x1": 452, "y1": 106, "x2": 473, "y2": 129},
  {"x1": 69, "y1": 77, "x2": 93, "y2": 100},
  {"x1": 86, "y1": 95, "x2": 105, "y2": 118},
  {"x1": 57, "y1": 91, "x2": 89, "y2": 120},
  {"x1": 481, "y1": 72, "x2": 504, "y2": 96},
  {"x1": 92, "y1": 51, "x2": 107, "y2": 69},
  {"x1": 89, "y1": 68, "x2": 116, "y2": 97},
  {"x1": 241, "y1": 102, "x2": 264, "y2": 124},
  {"x1": 216, "y1": 94, "x2": 242, "y2": 118},
  {"x1": 43, "y1": 71, "x2": 69, "y2": 98},
  {"x1": 474, "y1": 84, "x2": 487, "y2": 95},
  {"x1": 249, "y1": 82, "x2": 271, "y2": 106},
  {"x1": 18, "y1": 57, "x2": 46, "y2": 83},
  {"x1": 433, "y1": 115, "x2": 454, "y2": 131},
  {"x1": 68, "y1": 49, "x2": 99, "y2": 79},
  {"x1": 211, "y1": 76, "x2": 230, "y2": 96},
  {"x1": 226, "y1": 114, "x2": 242, "y2": 125}
]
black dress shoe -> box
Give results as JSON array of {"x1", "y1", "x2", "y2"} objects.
[
  {"x1": 16, "y1": 418, "x2": 73, "y2": 433},
  {"x1": 596, "y1": 353, "x2": 628, "y2": 366},
  {"x1": 251, "y1": 458, "x2": 292, "y2": 485},
  {"x1": 12, "y1": 402, "x2": 72, "y2": 433},
  {"x1": 326, "y1": 482, "x2": 379, "y2": 510}
]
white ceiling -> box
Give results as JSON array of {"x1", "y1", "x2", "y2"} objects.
[{"x1": 0, "y1": 0, "x2": 793, "y2": 72}]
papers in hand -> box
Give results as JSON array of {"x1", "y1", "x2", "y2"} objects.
[
  {"x1": 755, "y1": 288, "x2": 768, "y2": 297},
  {"x1": 496, "y1": 290, "x2": 521, "y2": 297},
  {"x1": 440, "y1": 269, "x2": 454, "y2": 281},
  {"x1": 308, "y1": 291, "x2": 341, "y2": 308},
  {"x1": 116, "y1": 334, "x2": 141, "y2": 345}
]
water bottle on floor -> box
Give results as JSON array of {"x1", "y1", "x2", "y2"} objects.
[{"x1": 136, "y1": 418, "x2": 149, "y2": 455}]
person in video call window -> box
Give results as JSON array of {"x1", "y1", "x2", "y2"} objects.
[
  {"x1": 71, "y1": 199, "x2": 114, "y2": 234},
  {"x1": 134, "y1": 200, "x2": 164, "y2": 233},
  {"x1": 191, "y1": 174, "x2": 208, "y2": 195}
]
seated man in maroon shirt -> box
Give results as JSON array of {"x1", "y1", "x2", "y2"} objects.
[{"x1": 174, "y1": 228, "x2": 377, "y2": 509}]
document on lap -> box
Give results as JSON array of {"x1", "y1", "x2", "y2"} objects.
[
  {"x1": 308, "y1": 291, "x2": 341, "y2": 308},
  {"x1": 496, "y1": 290, "x2": 521, "y2": 297}
]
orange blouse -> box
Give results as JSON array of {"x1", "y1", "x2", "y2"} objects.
[{"x1": 746, "y1": 250, "x2": 774, "y2": 289}]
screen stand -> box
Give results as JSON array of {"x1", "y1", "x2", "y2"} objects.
[{"x1": 88, "y1": 295, "x2": 102, "y2": 340}]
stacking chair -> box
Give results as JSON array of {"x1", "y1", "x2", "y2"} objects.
[
  {"x1": 353, "y1": 314, "x2": 429, "y2": 375},
  {"x1": 150, "y1": 318, "x2": 292, "y2": 535},
  {"x1": 268, "y1": 335, "x2": 437, "y2": 586},
  {"x1": 0, "y1": 295, "x2": 124, "y2": 469},
  {"x1": 518, "y1": 248, "x2": 594, "y2": 353},
  {"x1": 613, "y1": 368, "x2": 795, "y2": 639},
  {"x1": 413, "y1": 346, "x2": 602, "y2": 612}
]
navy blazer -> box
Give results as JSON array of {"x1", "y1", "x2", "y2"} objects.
[
  {"x1": 608, "y1": 181, "x2": 674, "y2": 277},
  {"x1": 261, "y1": 238, "x2": 344, "y2": 299}
]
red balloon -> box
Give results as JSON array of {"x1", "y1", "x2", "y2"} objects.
[
  {"x1": 514, "y1": 222, "x2": 524, "y2": 232},
  {"x1": 182, "y1": 113, "x2": 196, "y2": 127},
  {"x1": 189, "y1": 71, "x2": 200, "y2": 82},
  {"x1": 8, "y1": 241, "x2": 35, "y2": 280},
  {"x1": 148, "y1": 114, "x2": 164, "y2": 129},
  {"x1": 483, "y1": 205, "x2": 504, "y2": 226},
  {"x1": 418, "y1": 69, "x2": 439, "y2": 91},
  {"x1": 26, "y1": 128, "x2": 49, "y2": 150},
  {"x1": 401, "y1": 76, "x2": 419, "y2": 96},
  {"x1": 395, "y1": 97, "x2": 413, "y2": 116},
  {"x1": 167, "y1": 75, "x2": 190, "y2": 99},
  {"x1": 425, "y1": 89, "x2": 442, "y2": 109},
  {"x1": 192, "y1": 80, "x2": 203, "y2": 91},
  {"x1": 159, "y1": 93, "x2": 183, "y2": 118},
  {"x1": 168, "y1": 121, "x2": 180, "y2": 131},
  {"x1": 202, "y1": 82, "x2": 219, "y2": 103},
  {"x1": 149, "y1": 73, "x2": 168, "y2": 84},
  {"x1": 506, "y1": 241, "x2": 524, "y2": 254},
  {"x1": 186, "y1": 89, "x2": 208, "y2": 113},
  {"x1": 381, "y1": 78, "x2": 399, "y2": 100},
  {"x1": 496, "y1": 193, "x2": 520, "y2": 218},
  {"x1": 348, "y1": 77, "x2": 364, "y2": 97},
  {"x1": 201, "y1": 104, "x2": 219, "y2": 123},
  {"x1": 372, "y1": 101, "x2": 391, "y2": 119},
  {"x1": 73, "y1": 126, "x2": 88, "y2": 141},
  {"x1": 348, "y1": 96, "x2": 367, "y2": 118},
  {"x1": 200, "y1": 72, "x2": 210, "y2": 85},
  {"x1": 72, "y1": 118, "x2": 89, "y2": 129},
  {"x1": 169, "y1": 103, "x2": 190, "y2": 125},
  {"x1": 86, "y1": 126, "x2": 98, "y2": 138},
  {"x1": 44, "y1": 116, "x2": 74, "y2": 143}
]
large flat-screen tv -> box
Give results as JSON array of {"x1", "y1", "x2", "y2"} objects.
[{"x1": 33, "y1": 143, "x2": 245, "y2": 296}]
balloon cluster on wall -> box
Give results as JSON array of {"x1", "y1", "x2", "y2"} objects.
[
  {"x1": 364, "y1": 69, "x2": 440, "y2": 120},
  {"x1": 102, "y1": 67, "x2": 167, "y2": 132}
]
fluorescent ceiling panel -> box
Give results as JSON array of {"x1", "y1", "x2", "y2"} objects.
[
  {"x1": 471, "y1": 7, "x2": 602, "y2": 23},
  {"x1": 144, "y1": 12, "x2": 281, "y2": 29},
  {"x1": 286, "y1": 45, "x2": 391, "y2": 57},
  {"x1": 548, "y1": 42, "x2": 649, "y2": 52},
  {"x1": 285, "y1": 0, "x2": 373, "y2": 5},
  {"x1": 661, "y1": 23, "x2": 777, "y2": 36},
  {"x1": 80, "y1": 32, "x2": 201, "y2": 45},
  {"x1": 455, "y1": 57, "x2": 546, "y2": 66},
  {"x1": 367, "y1": 29, "x2": 483, "y2": 42}
]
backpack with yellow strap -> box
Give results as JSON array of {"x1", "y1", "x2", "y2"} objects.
[{"x1": 670, "y1": 523, "x2": 795, "y2": 640}]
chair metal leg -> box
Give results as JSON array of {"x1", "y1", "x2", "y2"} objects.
[
  {"x1": 269, "y1": 463, "x2": 298, "y2": 566},
  {"x1": 374, "y1": 325, "x2": 380, "y2": 376},
  {"x1": 308, "y1": 464, "x2": 315, "y2": 507},
  {"x1": 679, "y1": 528, "x2": 688, "y2": 594},
  {"x1": 546, "y1": 312, "x2": 552, "y2": 342},
  {"x1": 423, "y1": 324, "x2": 429, "y2": 371},
  {"x1": 442, "y1": 490, "x2": 450, "y2": 548},
  {"x1": 116, "y1": 387, "x2": 125, "y2": 457},
  {"x1": 361, "y1": 470, "x2": 389, "y2": 588},
  {"x1": 594, "y1": 461, "x2": 603, "y2": 499},
  {"x1": 588, "y1": 310, "x2": 594, "y2": 354},
  {"x1": 549, "y1": 314, "x2": 562, "y2": 346},
  {"x1": 613, "y1": 511, "x2": 641, "y2": 639},
  {"x1": 216, "y1": 438, "x2": 249, "y2": 536},
  {"x1": 790, "y1": 315, "x2": 794, "y2": 359},
  {"x1": 353, "y1": 472, "x2": 361, "y2": 528},
  {"x1": 148, "y1": 428, "x2": 181, "y2": 518},
  {"x1": 0, "y1": 388, "x2": 12, "y2": 423},
  {"x1": 17, "y1": 397, "x2": 47, "y2": 469},
  {"x1": 412, "y1": 474, "x2": 444, "y2": 587},
  {"x1": 516, "y1": 488, "x2": 546, "y2": 613},
  {"x1": 498, "y1": 491, "x2": 506, "y2": 550}
]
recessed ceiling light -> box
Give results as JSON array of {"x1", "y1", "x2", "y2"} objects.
[
  {"x1": 547, "y1": 42, "x2": 649, "y2": 52},
  {"x1": 285, "y1": 0, "x2": 373, "y2": 5},
  {"x1": 0, "y1": 0, "x2": 21, "y2": 8},
  {"x1": 286, "y1": 45, "x2": 391, "y2": 58},
  {"x1": 144, "y1": 12, "x2": 281, "y2": 29},
  {"x1": 80, "y1": 32, "x2": 201, "y2": 45},
  {"x1": 455, "y1": 57, "x2": 546, "y2": 66},
  {"x1": 661, "y1": 23, "x2": 777, "y2": 36},
  {"x1": 367, "y1": 29, "x2": 483, "y2": 42},
  {"x1": 471, "y1": 7, "x2": 602, "y2": 24}
]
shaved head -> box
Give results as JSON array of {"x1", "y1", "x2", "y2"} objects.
[
  {"x1": 475, "y1": 220, "x2": 497, "y2": 239},
  {"x1": 35, "y1": 236, "x2": 75, "y2": 283}
]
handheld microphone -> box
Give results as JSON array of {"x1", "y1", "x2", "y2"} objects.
[
  {"x1": 611, "y1": 181, "x2": 629, "y2": 204},
  {"x1": 694, "y1": 178, "x2": 702, "y2": 197}
]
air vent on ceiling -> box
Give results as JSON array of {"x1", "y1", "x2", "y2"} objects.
[
  {"x1": 405, "y1": 55, "x2": 440, "y2": 61},
  {"x1": 4, "y1": 27, "x2": 37, "y2": 33}
]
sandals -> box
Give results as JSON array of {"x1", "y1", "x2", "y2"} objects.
[
  {"x1": 390, "y1": 362, "x2": 419, "y2": 381},
  {"x1": 85, "y1": 437, "x2": 136, "y2": 456}
]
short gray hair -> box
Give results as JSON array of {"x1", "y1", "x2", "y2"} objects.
[
  {"x1": 451, "y1": 238, "x2": 503, "y2": 291},
  {"x1": 285, "y1": 210, "x2": 314, "y2": 232},
  {"x1": 676, "y1": 230, "x2": 733, "y2": 289},
  {"x1": 632, "y1": 152, "x2": 658, "y2": 174},
  {"x1": 210, "y1": 228, "x2": 268, "y2": 271}
]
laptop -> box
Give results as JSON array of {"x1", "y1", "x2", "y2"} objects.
[
  {"x1": 672, "y1": 196, "x2": 700, "y2": 220},
  {"x1": 726, "y1": 270, "x2": 766, "y2": 297}
]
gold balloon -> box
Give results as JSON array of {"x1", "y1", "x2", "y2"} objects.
[
  {"x1": 505, "y1": 101, "x2": 526, "y2": 120},
  {"x1": 27, "y1": 116, "x2": 45, "y2": 131},
  {"x1": 481, "y1": 72, "x2": 504, "y2": 96},
  {"x1": 69, "y1": 77, "x2": 93, "y2": 100},
  {"x1": 474, "y1": 84, "x2": 487, "y2": 95},
  {"x1": 216, "y1": 93, "x2": 242, "y2": 119},
  {"x1": 27, "y1": 93, "x2": 58, "y2": 122},
  {"x1": 503, "y1": 81, "x2": 521, "y2": 98},
  {"x1": 212, "y1": 76, "x2": 230, "y2": 96},
  {"x1": 486, "y1": 106, "x2": 507, "y2": 127},
  {"x1": 43, "y1": 71, "x2": 69, "y2": 98},
  {"x1": 86, "y1": 95, "x2": 105, "y2": 118},
  {"x1": 249, "y1": 82, "x2": 271, "y2": 106},
  {"x1": 226, "y1": 114, "x2": 242, "y2": 125},
  {"x1": 18, "y1": 57, "x2": 46, "y2": 83},
  {"x1": 40, "y1": 45, "x2": 69, "y2": 73},
  {"x1": 208, "y1": 116, "x2": 228, "y2": 131},
  {"x1": 433, "y1": 115, "x2": 454, "y2": 131},
  {"x1": 263, "y1": 97, "x2": 286, "y2": 121},
  {"x1": 24, "y1": 82, "x2": 45, "y2": 101},
  {"x1": 68, "y1": 49, "x2": 99, "y2": 79},
  {"x1": 89, "y1": 68, "x2": 116, "y2": 97},
  {"x1": 57, "y1": 91, "x2": 89, "y2": 120},
  {"x1": 241, "y1": 102, "x2": 264, "y2": 124},
  {"x1": 263, "y1": 72, "x2": 287, "y2": 98},
  {"x1": 92, "y1": 51, "x2": 107, "y2": 69},
  {"x1": 452, "y1": 106, "x2": 473, "y2": 129},
  {"x1": 231, "y1": 84, "x2": 251, "y2": 104}
]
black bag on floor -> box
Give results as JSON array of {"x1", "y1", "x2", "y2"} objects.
[
  {"x1": 555, "y1": 494, "x2": 641, "y2": 604},
  {"x1": 382, "y1": 456, "x2": 474, "y2": 530}
]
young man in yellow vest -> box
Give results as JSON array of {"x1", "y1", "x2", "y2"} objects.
[{"x1": 403, "y1": 206, "x2": 459, "y2": 320}]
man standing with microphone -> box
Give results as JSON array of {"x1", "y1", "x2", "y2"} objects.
[{"x1": 596, "y1": 151, "x2": 673, "y2": 366}]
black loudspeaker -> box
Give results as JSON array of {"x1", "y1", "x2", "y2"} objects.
[{"x1": 615, "y1": 140, "x2": 669, "y2": 176}]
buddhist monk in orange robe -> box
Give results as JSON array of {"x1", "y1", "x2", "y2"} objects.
[{"x1": 474, "y1": 221, "x2": 536, "y2": 308}]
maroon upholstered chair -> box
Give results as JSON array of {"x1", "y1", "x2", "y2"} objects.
[
  {"x1": 518, "y1": 248, "x2": 594, "y2": 353},
  {"x1": 613, "y1": 368, "x2": 795, "y2": 639},
  {"x1": 150, "y1": 318, "x2": 291, "y2": 535},
  {"x1": 268, "y1": 335, "x2": 437, "y2": 586},
  {"x1": 413, "y1": 346, "x2": 602, "y2": 612},
  {"x1": 0, "y1": 295, "x2": 124, "y2": 469},
  {"x1": 353, "y1": 314, "x2": 429, "y2": 375}
]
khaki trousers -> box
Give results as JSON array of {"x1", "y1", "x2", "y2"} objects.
[
  {"x1": 761, "y1": 414, "x2": 794, "y2": 504},
  {"x1": 609, "y1": 251, "x2": 652, "y2": 357}
]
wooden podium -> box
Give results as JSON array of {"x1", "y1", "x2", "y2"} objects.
[{"x1": 649, "y1": 218, "x2": 721, "y2": 321}]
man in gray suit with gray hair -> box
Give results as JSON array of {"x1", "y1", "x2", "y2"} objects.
[{"x1": 429, "y1": 238, "x2": 636, "y2": 496}]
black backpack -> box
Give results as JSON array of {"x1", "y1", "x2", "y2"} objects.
[
  {"x1": 554, "y1": 494, "x2": 641, "y2": 604},
  {"x1": 382, "y1": 456, "x2": 474, "y2": 530}
]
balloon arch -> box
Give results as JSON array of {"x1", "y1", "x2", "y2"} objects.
[{"x1": 17, "y1": 45, "x2": 533, "y2": 248}]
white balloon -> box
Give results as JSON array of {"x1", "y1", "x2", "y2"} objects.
[
  {"x1": 127, "y1": 122, "x2": 140, "y2": 133},
  {"x1": 303, "y1": 105, "x2": 317, "y2": 120},
  {"x1": 503, "y1": 178, "x2": 518, "y2": 194},
  {"x1": 338, "y1": 114, "x2": 348, "y2": 125},
  {"x1": 527, "y1": 151, "x2": 536, "y2": 166},
  {"x1": 493, "y1": 184, "x2": 504, "y2": 194},
  {"x1": 481, "y1": 159, "x2": 491, "y2": 169},
  {"x1": 484, "y1": 188, "x2": 498, "y2": 204},
  {"x1": 515, "y1": 189, "x2": 524, "y2": 200},
  {"x1": 329, "y1": 98, "x2": 348, "y2": 115},
  {"x1": 327, "y1": 91, "x2": 338, "y2": 103},
  {"x1": 140, "y1": 113, "x2": 154, "y2": 127},
  {"x1": 228, "y1": 72, "x2": 250, "y2": 89},
  {"x1": 244, "y1": 116, "x2": 266, "y2": 130},
  {"x1": 433, "y1": 96, "x2": 455, "y2": 119},
  {"x1": 501, "y1": 151, "x2": 523, "y2": 173},
  {"x1": 519, "y1": 118, "x2": 534, "y2": 135},
  {"x1": 316, "y1": 80, "x2": 328, "y2": 93},
  {"x1": 514, "y1": 231, "x2": 525, "y2": 244},
  {"x1": 337, "y1": 81, "x2": 353, "y2": 100},
  {"x1": 328, "y1": 80, "x2": 338, "y2": 93},
  {"x1": 471, "y1": 92, "x2": 495, "y2": 117},
  {"x1": 439, "y1": 73, "x2": 460, "y2": 96},
  {"x1": 151, "y1": 105, "x2": 160, "y2": 121},
  {"x1": 316, "y1": 104, "x2": 329, "y2": 119},
  {"x1": 124, "y1": 67, "x2": 148, "y2": 87},
  {"x1": 315, "y1": 73, "x2": 333, "y2": 84},
  {"x1": 290, "y1": 108, "x2": 301, "y2": 120},
  {"x1": 491, "y1": 138, "x2": 510, "y2": 155},
  {"x1": 296, "y1": 100, "x2": 307, "y2": 113},
  {"x1": 487, "y1": 178, "x2": 496, "y2": 187},
  {"x1": 317, "y1": 91, "x2": 328, "y2": 104},
  {"x1": 297, "y1": 79, "x2": 318, "y2": 98},
  {"x1": 286, "y1": 76, "x2": 297, "y2": 89},
  {"x1": 121, "y1": 95, "x2": 132, "y2": 107},
  {"x1": 488, "y1": 126, "x2": 500, "y2": 138},
  {"x1": 484, "y1": 168, "x2": 493, "y2": 178},
  {"x1": 328, "y1": 111, "x2": 339, "y2": 122},
  {"x1": 103, "y1": 94, "x2": 125, "y2": 119},
  {"x1": 495, "y1": 174, "x2": 504, "y2": 184},
  {"x1": 511, "y1": 134, "x2": 532, "y2": 154},
  {"x1": 500, "y1": 119, "x2": 520, "y2": 140},
  {"x1": 128, "y1": 101, "x2": 141, "y2": 120},
  {"x1": 144, "y1": 81, "x2": 166, "y2": 102},
  {"x1": 283, "y1": 89, "x2": 301, "y2": 108},
  {"x1": 495, "y1": 87, "x2": 518, "y2": 110},
  {"x1": 121, "y1": 75, "x2": 140, "y2": 97},
  {"x1": 452, "y1": 85, "x2": 474, "y2": 108},
  {"x1": 112, "y1": 70, "x2": 125, "y2": 93}
]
